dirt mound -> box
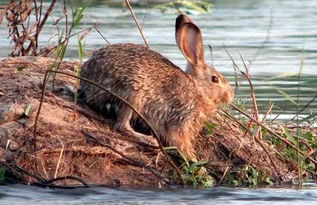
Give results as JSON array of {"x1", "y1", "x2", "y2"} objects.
[{"x1": 0, "y1": 57, "x2": 295, "y2": 187}]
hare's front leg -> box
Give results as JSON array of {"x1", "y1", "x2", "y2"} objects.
[
  {"x1": 167, "y1": 126, "x2": 197, "y2": 162},
  {"x1": 115, "y1": 105, "x2": 154, "y2": 144}
]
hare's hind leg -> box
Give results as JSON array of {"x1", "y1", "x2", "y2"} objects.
[{"x1": 115, "y1": 105, "x2": 154, "y2": 144}]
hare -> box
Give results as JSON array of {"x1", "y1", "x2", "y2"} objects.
[{"x1": 80, "y1": 14, "x2": 234, "y2": 161}]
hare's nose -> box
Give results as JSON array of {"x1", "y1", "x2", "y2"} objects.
[{"x1": 222, "y1": 87, "x2": 234, "y2": 104}]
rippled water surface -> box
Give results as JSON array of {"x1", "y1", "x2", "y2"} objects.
[{"x1": 1, "y1": 183, "x2": 317, "y2": 205}]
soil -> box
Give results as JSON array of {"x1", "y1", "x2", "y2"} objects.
[{"x1": 0, "y1": 57, "x2": 296, "y2": 187}]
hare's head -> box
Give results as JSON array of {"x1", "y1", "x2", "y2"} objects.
[{"x1": 175, "y1": 14, "x2": 234, "y2": 105}]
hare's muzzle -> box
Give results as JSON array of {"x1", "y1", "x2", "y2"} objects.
[{"x1": 221, "y1": 87, "x2": 234, "y2": 104}]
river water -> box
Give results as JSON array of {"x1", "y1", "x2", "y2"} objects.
[
  {"x1": 1, "y1": 183, "x2": 317, "y2": 205},
  {"x1": 0, "y1": 0, "x2": 316, "y2": 203}
]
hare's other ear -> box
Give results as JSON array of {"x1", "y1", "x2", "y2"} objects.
[{"x1": 175, "y1": 14, "x2": 205, "y2": 67}]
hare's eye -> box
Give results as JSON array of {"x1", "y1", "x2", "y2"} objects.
[{"x1": 211, "y1": 76, "x2": 219, "y2": 83}]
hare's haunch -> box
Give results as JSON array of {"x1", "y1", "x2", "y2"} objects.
[{"x1": 80, "y1": 14, "x2": 234, "y2": 161}]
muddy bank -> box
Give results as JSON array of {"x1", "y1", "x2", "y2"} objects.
[{"x1": 0, "y1": 57, "x2": 296, "y2": 187}]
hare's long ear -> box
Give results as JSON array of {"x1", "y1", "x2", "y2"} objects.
[
  {"x1": 175, "y1": 14, "x2": 205, "y2": 67},
  {"x1": 175, "y1": 14, "x2": 193, "y2": 48}
]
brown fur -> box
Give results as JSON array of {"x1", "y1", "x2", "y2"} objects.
[{"x1": 80, "y1": 15, "x2": 234, "y2": 161}]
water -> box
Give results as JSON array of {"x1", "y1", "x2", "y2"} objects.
[
  {"x1": 0, "y1": 0, "x2": 316, "y2": 203},
  {"x1": 0, "y1": 0, "x2": 316, "y2": 117},
  {"x1": 1, "y1": 183, "x2": 317, "y2": 205}
]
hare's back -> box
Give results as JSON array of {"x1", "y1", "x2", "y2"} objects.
[
  {"x1": 88, "y1": 43, "x2": 182, "y2": 74},
  {"x1": 80, "y1": 43, "x2": 191, "y2": 106}
]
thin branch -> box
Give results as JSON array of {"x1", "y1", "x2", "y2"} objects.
[
  {"x1": 83, "y1": 130, "x2": 170, "y2": 184},
  {"x1": 93, "y1": 24, "x2": 110, "y2": 45},
  {"x1": 124, "y1": 0, "x2": 150, "y2": 48},
  {"x1": 230, "y1": 103, "x2": 317, "y2": 165},
  {"x1": 33, "y1": 69, "x2": 185, "y2": 185},
  {"x1": 40, "y1": 175, "x2": 89, "y2": 188}
]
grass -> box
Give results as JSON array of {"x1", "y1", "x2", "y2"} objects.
[{"x1": 0, "y1": 168, "x2": 5, "y2": 183}]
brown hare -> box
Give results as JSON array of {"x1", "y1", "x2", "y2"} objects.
[{"x1": 80, "y1": 14, "x2": 234, "y2": 161}]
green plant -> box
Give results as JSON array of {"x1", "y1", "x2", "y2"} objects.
[
  {"x1": 0, "y1": 168, "x2": 5, "y2": 182},
  {"x1": 226, "y1": 165, "x2": 273, "y2": 187},
  {"x1": 176, "y1": 161, "x2": 215, "y2": 187},
  {"x1": 50, "y1": 2, "x2": 88, "y2": 82},
  {"x1": 73, "y1": 34, "x2": 86, "y2": 105},
  {"x1": 203, "y1": 122, "x2": 216, "y2": 135},
  {"x1": 153, "y1": 1, "x2": 213, "y2": 14}
]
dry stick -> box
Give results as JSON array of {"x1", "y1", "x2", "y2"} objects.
[
  {"x1": 141, "y1": 8, "x2": 149, "y2": 30},
  {"x1": 63, "y1": 0, "x2": 68, "y2": 40},
  {"x1": 27, "y1": 0, "x2": 57, "y2": 55},
  {"x1": 36, "y1": 0, "x2": 56, "y2": 34},
  {"x1": 230, "y1": 104, "x2": 317, "y2": 165},
  {"x1": 54, "y1": 135, "x2": 64, "y2": 179},
  {"x1": 33, "y1": 70, "x2": 185, "y2": 185},
  {"x1": 253, "y1": 103, "x2": 273, "y2": 140},
  {"x1": 218, "y1": 166, "x2": 230, "y2": 185},
  {"x1": 224, "y1": 45, "x2": 241, "y2": 94},
  {"x1": 291, "y1": 93, "x2": 317, "y2": 121},
  {"x1": 124, "y1": 0, "x2": 150, "y2": 48},
  {"x1": 239, "y1": 53, "x2": 261, "y2": 140},
  {"x1": 0, "y1": 161, "x2": 43, "y2": 182},
  {"x1": 208, "y1": 44, "x2": 214, "y2": 66},
  {"x1": 93, "y1": 25, "x2": 110, "y2": 45},
  {"x1": 83, "y1": 130, "x2": 170, "y2": 184},
  {"x1": 225, "y1": 47, "x2": 261, "y2": 140},
  {"x1": 220, "y1": 109, "x2": 284, "y2": 183},
  {"x1": 249, "y1": 9, "x2": 273, "y2": 65},
  {"x1": 40, "y1": 175, "x2": 89, "y2": 188},
  {"x1": 249, "y1": 103, "x2": 282, "y2": 182}
]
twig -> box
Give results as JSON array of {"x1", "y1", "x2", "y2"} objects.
[
  {"x1": 291, "y1": 94, "x2": 317, "y2": 121},
  {"x1": 239, "y1": 53, "x2": 260, "y2": 130},
  {"x1": 221, "y1": 109, "x2": 284, "y2": 183},
  {"x1": 124, "y1": 0, "x2": 150, "y2": 48},
  {"x1": 231, "y1": 103, "x2": 317, "y2": 165},
  {"x1": 30, "y1": 0, "x2": 57, "y2": 55},
  {"x1": 218, "y1": 166, "x2": 230, "y2": 185},
  {"x1": 253, "y1": 102, "x2": 273, "y2": 140},
  {"x1": 83, "y1": 130, "x2": 170, "y2": 184},
  {"x1": 141, "y1": 8, "x2": 148, "y2": 29},
  {"x1": 54, "y1": 135, "x2": 64, "y2": 179},
  {"x1": 208, "y1": 44, "x2": 214, "y2": 66},
  {"x1": 41, "y1": 175, "x2": 89, "y2": 187},
  {"x1": 33, "y1": 69, "x2": 185, "y2": 185},
  {"x1": 249, "y1": 9, "x2": 273, "y2": 65},
  {"x1": 0, "y1": 161, "x2": 43, "y2": 182},
  {"x1": 295, "y1": 42, "x2": 305, "y2": 185},
  {"x1": 93, "y1": 24, "x2": 110, "y2": 45}
]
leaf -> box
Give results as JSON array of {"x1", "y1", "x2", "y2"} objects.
[
  {"x1": 77, "y1": 37, "x2": 84, "y2": 60},
  {"x1": 275, "y1": 88, "x2": 298, "y2": 106},
  {"x1": 15, "y1": 65, "x2": 25, "y2": 72},
  {"x1": 72, "y1": 7, "x2": 85, "y2": 28},
  {"x1": 301, "y1": 79, "x2": 317, "y2": 85},
  {"x1": 203, "y1": 122, "x2": 216, "y2": 134},
  {"x1": 303, "y1": 112, "x2": 317, "y2": 121},
  {"x1": 153, "y1": 1, "x2": 213, "y2": 14},
  {"x1": 0, "y1": 168, "x2": 5, "y2": 182},
  {"x1": 282, "y1": 127, "x2": 297, "y2": 145},
  {"x1": 23, "y1": 103, "x2": 32, "y2": 117},
  {"x1": 191, "y1": 161, "x2": 208, "y2": 168},
  {"x1": 265, "y1": 72, "x2": 297, "y2": 80}
]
